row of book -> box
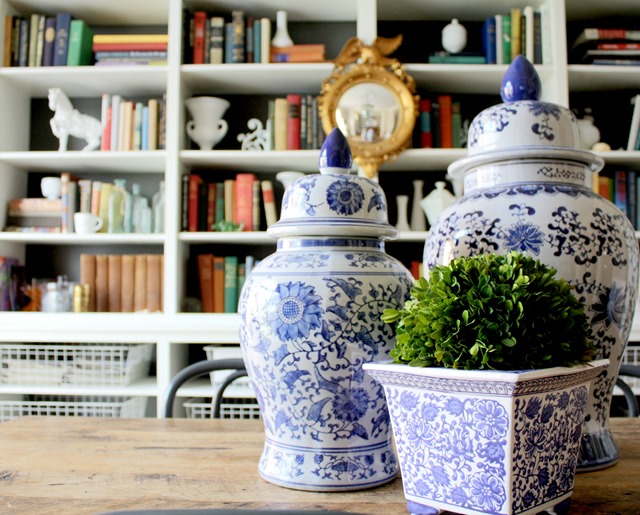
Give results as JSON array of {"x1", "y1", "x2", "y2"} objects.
[
  {"x1": 99, "y1": 94, "x2": 166, "y2": 152},
  {"x1": 418, "y1": 95, "x2": 465, "y2": 149},
  {"x1": 270, "y1": 94, "x2": 326, "y2": 151},
  {"x1": 79, "y1": 254, "x2": 163, "y2": 313},
  {"x1": 481, "y1": 6, "x2": 543, "y2": 65},
  {"x1": 183, "y1": 173, "x2": 277, "y2": 233},
  {"x1": 196, "y1": 254, "x2": 254, "y2": 313},
  {"x1": 569, "y1": 28, "x2": 640, "y2": 66},
  {"x1": 186, "y1": 9, "x2": 325, "y2": 65},
  {"x1": 628, "y1": 94, "x2": 640, "y2": 151},
  {"x1": 597, "y1": 170, "x2": 640, "y2": 230}
]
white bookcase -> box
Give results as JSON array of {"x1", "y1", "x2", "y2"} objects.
[{"x1": 0, "y1": 0, "x2": 637, "y2": 417}]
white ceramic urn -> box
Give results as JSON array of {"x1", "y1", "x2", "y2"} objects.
[{"x1": 185, "y1": 96, "x2": 230, "y2": 150}]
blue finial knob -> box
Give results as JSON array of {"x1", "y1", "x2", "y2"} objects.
[
  {"x1": 500, "y1": 54, "x2": 541, "y2": 102},
  {"x1": 318, "y1": 128, "x2": 353, "y2": 174}
]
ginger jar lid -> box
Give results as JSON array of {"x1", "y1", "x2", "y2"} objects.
[
  {"x1": 449, "y1": 55, "x2": 604, "y2": 178},
  {"x1": 268, "y1": 128, "x2": 398, "y2": 239}
]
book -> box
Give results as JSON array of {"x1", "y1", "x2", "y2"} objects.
[
  {"x1": 523, "y1": 5, "x2": 535, "y2": 61},
  {"x1": 192, "y1": 11, "x2": 207, "y2": 64},
  {"x1": 501, "y1": 14, "x2": 512, "y2": 64},
  {"x1": 224, "y1": 179, "x2": 235, "y2": 223},
  {"x1": 78, "y1": 179, "x2": 92, "y2": 212},
  {"x1": 28, "y1": 14, "x2": 41, "y2": 67},
  {"x1": 121, "y1": 254, "x2": 135, "y2": 313},
  {"x1": 8, "y1": 198, "x2": 63, "y2": 216},
  {"x1": 261, "y1": 180, "x2": 278, "y2": 227},
  {"x1": 93, "y1": 34, "x2": 168, "y2": 44},
  {"x1": 107, "y1": 255, "x2": 122, "y2": 312},
  {"x1": 197, "y1": 253, "x2": 215, "y2": 312},
  {"x1": 212, "y1": 256, "x2": 225, "y2": 313},
  {"x1": 235, "y1": 173, "x2": 256, "y2": 231},
  {"x1": 3, "y1": 16, "x2": 13, "y2": 67},
  {"x1": 206, "y1": 182, "x2": 216, "y2": 231},
  {"x1": 92, "y1": 42, "x2": 168, "y2": 52},
  {"x1": 95, "y1": 254, "x2": 109, "y2": 312},
  {"x1": 133, "y1": 254, "x2": 147, "y2": 312},
  {"x1": 510, "y1": 7, "x2": 522, "y2": 61},
  {"x1": 79, "y1": 253, "x2": 97, "y2": 311},
  {"x1": 109, "y1": 94, "x2": 121, "y2": 152},
  {"x1": 209, "y1": 16, "x2": 224, "y2": 64},
  {"x1": 223, "y1": 255, "x2": 239, "y2": 313},
  {"x1": 572, "y1": 28, "x2": 640, "y2": 50},
  {"x1": 270, "y1": 44, "x2": 325, "y2": 63},
  {"x1": 253, "y1": 17, "x2": 261, "y2": 63},
  {"x1": 66, "y1": 19, "x2": 93, "y2": 66},
  {"x1": 482, "y1": 16, "x2": 496, "y2": 64},
  {"x1": 53, "y1": 12, "x2": 72, "y2": 66},
  {"x1": 495, "y1": 14, "x2": 503, "y2": 65},
  {"x1": 627, "y1": 170, "x2": 637, "y2": 229},
  {"x1": 287, "y1": 94, "x2": 302, "y2": 150},
  {"x1": 100, "y1": 93, "x2": 111, "y2": 150},
  {"x1": 231, "y1": 10, "x2": 245, "y2": 63},
  {"x1": 60, "y1": 172, "x2": 78, "y2": 233},
  {"x1": 17, "y1": 17, "x2": 28, "y2": 67},
  {"x1": 628, "y1": 94, "x2": 640, "y2": 151},
  {"x1": 90, "y1": 181, "x2": 102, "y2": 215},
  {"x1": 260, "y1": 17, "x2": 270, "y2": 64},
  {"x1": 533, "y1": 10, "x2": 542, "y2": 64},
  {"x1": 188, "y1": 174, "x2": 203, "y2": 231},
  {"x1": 419, "y1": 99, "x2": 432, "y2": 148},
  {"x1": 215, "y1": 181, "x2": 225, "y2": 225},
  {"x1": 274, "y1": 97, "x2": 288, "y2": 151},
  {"x1": 451, "y1": 101, "x2": 462, "y2": 149},
  {"x1": 34, "y1": 14, "x2": 46, "y2": 66},
  {"x1": 615, "y1": 170, "x2": 628, "y2": 216},
  {"x1": 427, "y1": 52, "x2": 487, "y2": 64},
  {"x1": 245, "y1": 15, "x2": 254, "y2": 64},
  {"x1": 147, "y1": 98, "x2": 159, "y2": 150},
  {"x1": 437, "y1": 94, "x2": 453, "y2": 149},
  {"x1": 146, "y1": 254, "x2": 162, "y2": 312}
]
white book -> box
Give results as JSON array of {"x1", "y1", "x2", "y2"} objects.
[
  {"x1": 110, "y1": 94, "x2": 121, "y2": 152},
  {"x1": 523, "y1": 5, "x2": 535, "y2": 62},
  {"x1": 260, "y1": 17, "x2": 271, "y2": 64},
  {"x1": 495, "y1": 15, "x2": 503, "y2": 65},
  {"x1": 627, "y1": 94, "x2": 640, "y2": 151}
]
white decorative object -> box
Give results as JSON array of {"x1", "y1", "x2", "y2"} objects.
[
  {"x1": 441, "y1": 18, "x2": 467, "y2": 54},
  {"x1": 73, "y1": 212, "x2": 103, "y2": 234},
  {"x1": 271, "y1": 10, "x2": 293, "y2": 47},
  {"x1": 577, "y1": 110, "x2": 601, "y2": 150},
  {"x1": 185, "y1": 96, "x2": 230, "y2": 150},
  {"x1": 239, "y1": 129, "x2": 413, "y2": 491},
  {"x1": 409, "y1": 179, "x2": 426, "y2": 231},
  {"x1": 237, "y1": 118, "x2": 271, "y2": 151},
  {"x1": 275, "y1": 171, "x2": 305, "y2": 192},
  {"x1": 364, "y1": 359, "x2": 608, "y2": 515},
  {"x1": 48, "y1": 87, "x2": 102, "y2": 151},
  {"x1": 40, "y1": 177, "x2": 62, "y2": 200},
  {"x1": 395, "y1": 195, "x2": 411, "y2": 232},
  {"x1": 420, "y1": 181, "x2": 456, "y2": 226}
]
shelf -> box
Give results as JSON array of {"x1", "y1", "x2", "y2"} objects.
[
  {"x1": 568, "y1": 66, "x2": 640, "y2": 92},
  {"x1": 0, "y1": 151, "x2": 167, "y2": 173},
  {"x1": 180, "y1": 231, "x2": 275, "y2": 244},
  {"x1": 0, "y1": 377, "x2": 158, "y2": 397},
  {"x1": 0, "y1": 233, "x2": 165, "y2": 245}
]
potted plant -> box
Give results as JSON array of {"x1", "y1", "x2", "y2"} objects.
[{"x1": 364, "y1": 251, "x2": 608, "y2": 515}]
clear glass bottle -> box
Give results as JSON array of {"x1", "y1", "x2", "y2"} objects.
[
  {"x1": 152, "y1": 180, "x2": 165, "y2": 233},
  {"x1": 108, "y1": 179, "x2": 128, "y2": 233}
]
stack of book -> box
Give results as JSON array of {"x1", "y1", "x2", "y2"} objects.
[
  {"x1": 79, "y1": 254, "x2": 163, "y2": 313},
  {"x1": 418, "y1": 95, "x2": 465, "y2": 149},
  {"x1": 4, "y1": 198, "x2": 63, "y2": 233},
  {"x1": 183, "y1": 173, "x2": 277, "y2": 233},
  {"x1": 570, "y1": 28, "x2": 640, "y2": 65},
  {"x1": 270, "y1": 44, "x2": 325, "y2": 63},
  {"x1": 92, "y1": 33, "x2": 168, "y2": 66},
  {"x1": 196, "y1": 254, "x2": 255, "y2": 313},
  {"x1": 3, "y1": 13, "x2": 94, "y2": 67}
]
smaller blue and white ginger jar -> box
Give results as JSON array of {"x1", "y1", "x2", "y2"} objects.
[{"x1": 239, "y1": 128, "x2": 414, "y2": 491}]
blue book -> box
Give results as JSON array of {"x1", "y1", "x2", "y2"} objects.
[
  {"x1": 42, "y1": 16, "x2": 56, "y2": 66},
  {"x1": 253, "y1": 18, "x2": 261, "y2": 63},
  {"x1": 482, "y1": 16, "x2": 497, "y2": 65},
  {"x1": 141, "y1": 106, "x2": 149, "y2": 151},
  {"x1": 224, "y1": 22, "x2": 233, "y2": 64},
  {"x1": 53, "y1": 12, "x2": 72, "y2": 66}
]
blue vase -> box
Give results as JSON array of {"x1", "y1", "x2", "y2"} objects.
[{"x1": 239, "y1": 129, "x2": 414, "y2": 490}]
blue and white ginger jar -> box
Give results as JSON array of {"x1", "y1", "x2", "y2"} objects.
[
  {"x1": 239, "y1": 128, "x2": 414, "y2": 491},
  {"x1": 424, "y1": 55, "x2": 639, "y2": 471}
]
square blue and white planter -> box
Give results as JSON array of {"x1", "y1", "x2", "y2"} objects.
[{"x1": 363, "y1": 359, "x2": 608, "y2": 515}]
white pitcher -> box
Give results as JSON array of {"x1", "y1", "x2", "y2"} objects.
[{"x1": 185, "y1": 96, "x2": 230, "y2": 150}]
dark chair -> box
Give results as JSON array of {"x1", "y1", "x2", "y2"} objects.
[
  {"x1": 162, "y1": 358, "x2": 248, "y2": 418},
  {"x1": 615, "y1": 364, "x2": 640, "y2": 417}
]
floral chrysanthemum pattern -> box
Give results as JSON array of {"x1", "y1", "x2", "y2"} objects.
[
  {"x1": 384, "y1": 385, "x2": 588, "y2": 514},
  {"x1": 326, "y1": 179, "x2": 364, "y2": 215}
]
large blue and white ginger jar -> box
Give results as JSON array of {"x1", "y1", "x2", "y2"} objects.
[
  {"x1": 239, "y1": 128, "x2": 414, "y2": 491},
  {"x1": 424, "y1": 56, "x2": 639, "y2": 471}
]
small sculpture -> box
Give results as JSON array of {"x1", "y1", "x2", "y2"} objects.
[
  {"x1": 48, "y1": 87, "x2": 102, "y2": 151},
  {"x1": 237, "y1": 118, "x2": 270, "y2": 151}
]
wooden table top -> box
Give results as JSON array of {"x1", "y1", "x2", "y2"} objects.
[{"x1": 0, "y1": 417, "x2": 637, "y2": 515}]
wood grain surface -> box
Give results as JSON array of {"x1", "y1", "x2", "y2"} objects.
[{"x1": 0, "y1": 417, "x2": 637, "y2": 515}]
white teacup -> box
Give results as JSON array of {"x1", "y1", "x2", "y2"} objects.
[
  {"x1": 74, "y1": 212, "x2": 103, "y2": 234},
  {"x1": 41, "y1": 177, "x2": 62, "y2": 200}
]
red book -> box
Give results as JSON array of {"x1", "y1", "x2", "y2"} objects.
[
  {"x1": 92, "y1": 42, "x2": 168, "y2": 52},
  {"x1": 188, "y1": 174, "x2": 203, "y2": 232},
  {"x1": 192, "y1": 10, "x2": 207, "y2": 64},
  {"x1": 197, "y1": 254, "x2": 214, "y2": 313},
  {"x1": 419, "y1": 99, "x2": 432, "y2": 149},
  {"x1": 235, "y1": 173, "x2": 256, "y2": 231},
  {"x1": 206, "y1": 183, "x2": 216, "y2": 231},
  {"x1": 287, "y1": 94, "x2": 302, "y2": 150},
  {"x1": 437, "y1": 95, "x2": 453, "y2": 148}
]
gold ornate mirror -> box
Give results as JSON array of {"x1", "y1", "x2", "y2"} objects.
[{"x1": 319, "y1": 35, "x2": 419, "y2": 178}]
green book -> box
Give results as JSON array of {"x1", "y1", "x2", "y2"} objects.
[
  {"x1": 502, "y1": 15, "x2": 512, "y2": 64},
  {"x1": 66, "y1": 19, "x2": 93, "y2": 66},
  {"x1": 223, "y1": 255, "x2": 239, "y2": 313},
  {"x1": 451, "y1": 101, "x2": 462, "y2": 148}
]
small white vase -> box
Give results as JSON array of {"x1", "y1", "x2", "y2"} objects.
[
  {"x1": 271, "y1": 10, "x2": 294, "y2": 47},
  {"x1": 395, "y1": 195, "x2": 411, "y2": 232},
  {"x1": 185, "y1": 96, "x2": 230, "y2": 150},
  {"x1": 420, "y1": 181, "x2": 456, "y2": 227},
  {"x1": 577, "y1": 115, "x2": 600, "y2": 150},
  {"x1": 441, "y1": 18, "x2": 467, "y2": 54},
  {"x1": 409, "y1": 180, "x2": 426, "y2": 231}
]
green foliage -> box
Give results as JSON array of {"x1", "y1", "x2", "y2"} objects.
[{"x1": 382, "y1": 252, "x2": 595, "y2": 370}]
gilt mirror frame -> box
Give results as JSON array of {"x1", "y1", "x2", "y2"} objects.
[{"x1": 319, "y1": 35, "x2": 419, "y2": 178}]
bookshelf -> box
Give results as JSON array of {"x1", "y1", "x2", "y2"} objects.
[{"x1": 0, "y1": 0, "x2": 637, "y2": 418}]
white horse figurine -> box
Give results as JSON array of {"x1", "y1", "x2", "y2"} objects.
[{"x1": 48, "y1": 87, "x2": 102, "y2": 151}]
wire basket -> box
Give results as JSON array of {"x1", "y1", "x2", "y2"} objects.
[
  {"x1": 0, "y1": 395, "x2": 148, "y2": 422},
  {"x1": 203, "y1": 345, "x2": 254, "y2": 398},
  {"x1": 621, "y1": 344, "x2": 640, "y2": 391},
  {"x1": 183, "y1": 397, "x2": 260, "y2": 420},
  {"x1": 0, "y1": 343, "x2": 154, "y2": 386}
]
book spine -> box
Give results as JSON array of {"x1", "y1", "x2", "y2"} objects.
[
  {"x1": 224, "y1": 179, "x2": 235, "y2": 223},
  {"x1": 510, "y1": 7, "x2": 522, "y2": 61},
  {"x1": 28, "y1": 14, "x2": 40, "y2": 67},
  {"x1": 231, "y1": 10, "x2": 245, "y2": 63},
  {"x1": 253, "y1": 18, "x2": 261, "y2": 63},
  {"x1": 18, "y1": 18, "x2": 28, "y2": 67},
  {"x1": 502, "y1": 15, "x2": 512, "y2": 64},
  {"x1": 209, "y1": 16, "x2": 224, "y2": 64},
  {"x1": 451, "y1": 101, "x2": 462, "y2": 149},
  {"x1": 300, "y1": 95, "x2": 308, "y2": 150},
  {"x1": 141, "y1": 105, "x2": 149, "y2": 151},
  {"x1": 133, "y1": 254, "x2": 147, "y2": 312},
  {"x1": 146, "y1": 254, "x2": 162, "y2": 312},
  {"x1": 223, "y1": 256, "x2": 239, "y2": 313},
  {"x1": 215, "y1": 182, "x2": 225, "y2": 225},
  {"x1": 198, "y1": 181, "x2": 208, "y2": 231},
  {"x1": 188, "y1": 174, "x2": 202, "y2": 232},
  {"x1": 523, "y1": 5, "x2": 535, "y2": 62},
  {"x1": 34, "y1": 14, "x2": 45, "y2": 66},
  {"x1": 197, "y1": 253, "x2": 214, "y2": 313},
  {"x1": 147, "y1": 98, "x2": 158, "y2": 150},
  {"x1": 235, "y1": 173, "x2": 256, "y2": 231},
  {"x1": 252, "y1": 180, "x2": 261, "y2": 231},
  {"x1": 261, "y1": 180, "x2": 278, "y2": 227},
  {"x1": 482, "y1": 16, "x2": 496, "y2": 65},
  {"x1": 419, "y1": 99, "x2": 432, "y2": 148},
  {"x1": 533, "y1": 10, "x2": 542, "y2": 64},
  {"x1": 53, "y1": 12, "x2": 71, "y2": 66},
  {"x1": 615, "y1": 171, "x2": 628, "y2": 216},
  {"x1": 3, "y1": 16, "x2": 13, "y2": 67},
  {"x1": 95, "y1": 254, "x2": 109, "y2": 312},
  {"x1": 213, "y1": 256, "x2": 225, "y2": 313},
  {"x1": 245, "y1": 15, "x2": 254, "y2": 64},
  {"x1": 260, "y1": 18, "x2": 270, "y2": 64},
  {"x1": 78, "y1": 179, "x2": 92, "y2": 213},
  {"x1": 287, "y1": 94, "x2": 302, "y2": 150},
  {"x1": 180, "y1": 173, "x2": 189, "y2": 231},
  {"x1": 274, "y1": 97, "x2": 288, "y2": 151},
  {"x1": 133, "y1": 102, "x2": 143, "y2": 151},
  {"x1": 80, "y1": 253, "x2": 97, "y2": 312},
  {"x1": 66, "y1": 19, "x2": 93, "y2": 66},
  {"x1": 495, "y1": 14, "x2": 503, "y2": 65},
  {"x1": 109, "y1": 94, "x2": 121, "y2": 152},
  {"x1": 121, "y1": 254, "x2": 135, "y2": 312},
  {"x1": 92, "y1": 42, "x2": 168, "y2": 52},
  {"x1": 628, "y1": 94, "x2": 640, "y2": 151},
  {"x1": 107, "y1": 255, "x2": 122, "y2": 312},
  {"x1": 437, "y1": 94, "x2": 453, "y2": 149},
  {"x1": 206, "y1": 183, "x2": 216, "y2": 231},
  {"x1": 192, "y1": 10, "x2": 207, "y2": 64}
]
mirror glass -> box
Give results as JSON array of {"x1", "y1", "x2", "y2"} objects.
[{"x1": 334, "y1": 84, "x2": 401, "y2": 144}]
